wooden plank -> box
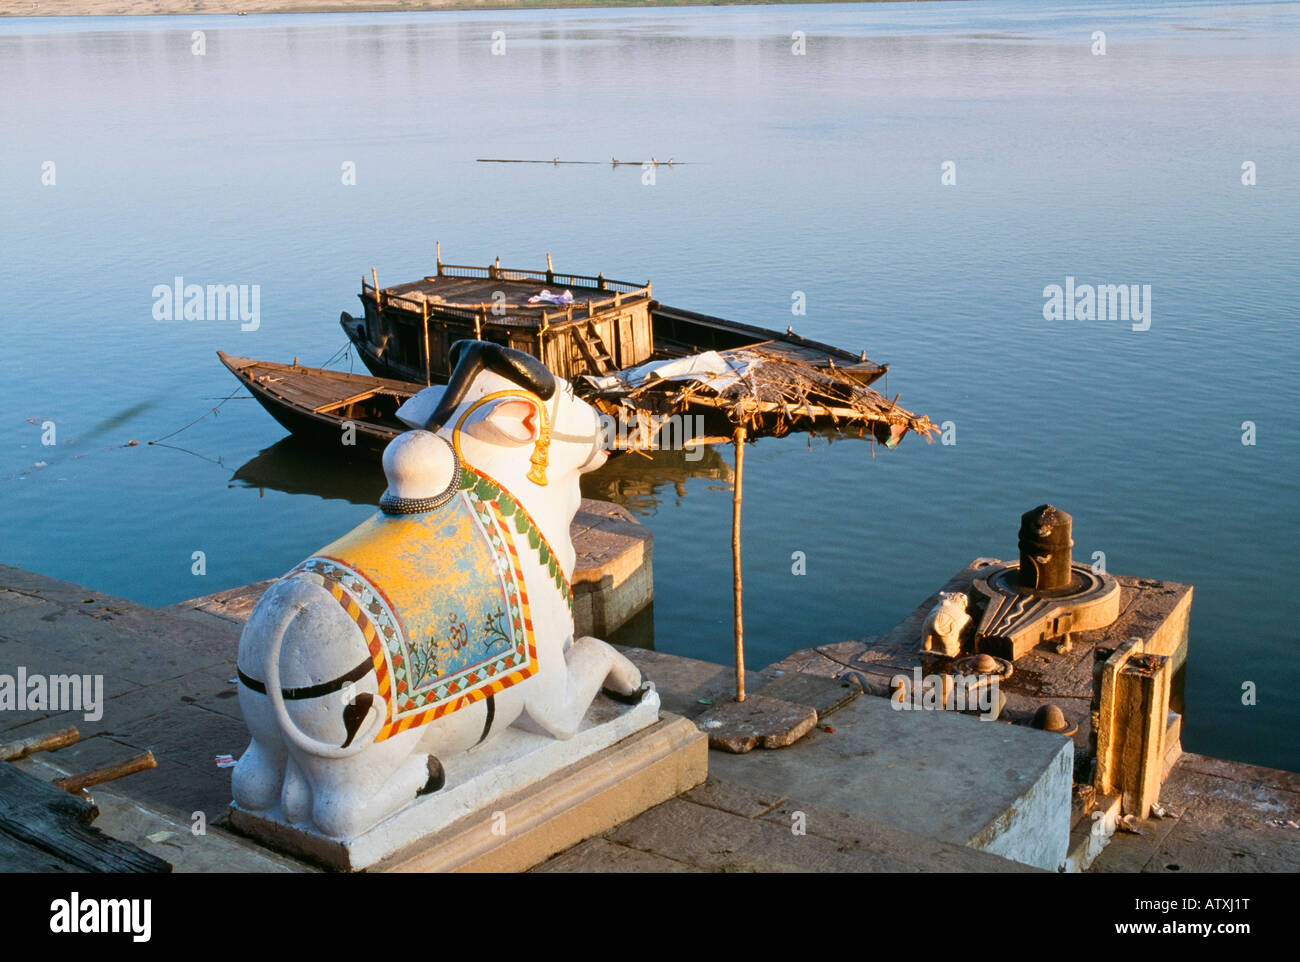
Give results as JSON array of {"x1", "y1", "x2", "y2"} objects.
[
  {"x1": 311, "y1": 388, "x2": 382, "y2": 414},
  {"x1": 53, "y1": 751, "x2": 157, "y2": 794},
  {"x1": 0, "y1": 761, "x2": 171, "y2": 873},
  {"x1": 0, "y1": 727, "x2": 79, "y2": 761},
  {"x1": 0, "y1": 830, "x2": 87, "y2": 872}
]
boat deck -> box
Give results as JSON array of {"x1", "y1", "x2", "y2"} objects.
[
  {"x1": 377, "y1": 272, "x2": 652, "y2": 331},
  {"x1": 219, "y1": 353, "x2": 414, "y2": 415}
]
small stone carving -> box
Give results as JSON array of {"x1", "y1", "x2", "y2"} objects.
[{"x1": 920, "y1": 591, "x2": 970, "y2": 657}]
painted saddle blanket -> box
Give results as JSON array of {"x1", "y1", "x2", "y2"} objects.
[{"x1": 287, "y1": 484, "x2": 541, "y2": 743}]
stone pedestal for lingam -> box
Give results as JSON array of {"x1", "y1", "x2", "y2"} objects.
[
  {"x1": 970, "y1": 505, "x2": 1121, "y2": 660},
  {"x1": 908, "y1": 505, "x2": 1188, "y2": 825}
]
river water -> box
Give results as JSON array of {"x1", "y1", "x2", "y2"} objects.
[{"x1": 2, "y1": 1, "x2": 1297, "y2": 770}]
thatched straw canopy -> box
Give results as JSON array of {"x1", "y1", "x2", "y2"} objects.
[{"x1": 580, "y1": 347, "x2": 935, "y2": 451}]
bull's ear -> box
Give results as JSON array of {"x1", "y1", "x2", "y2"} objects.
[{"x1": 472, "y1": 396, "x2": 541, "y2": 445}]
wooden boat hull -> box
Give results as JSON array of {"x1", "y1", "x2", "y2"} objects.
[{"x1": 218, "y1": 352, "x2": 414, "y2": 459}]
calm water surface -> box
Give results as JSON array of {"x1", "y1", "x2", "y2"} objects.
[{"x1": 2, "y1": 1, "x2": 1297, "y2": 770}]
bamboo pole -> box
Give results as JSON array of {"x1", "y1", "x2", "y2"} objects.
[
  {"x1": 732, "y1": 425, "x2": 747, "y2": 702},
  {"x1": 0, "y1": 726, "x2": 79, "y2": 761},
  {"x1": 422, "y1": 300, "x2": 431, "y2": 386},
  {"x1": 53, "y1": 751, "x2": 156, "y2": 794}
]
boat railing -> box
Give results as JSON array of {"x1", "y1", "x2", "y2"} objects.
[
  {"x1": 436, "y1": 261, "x2": 650, "y2": 296},
  {"x1": 361, "y1": 264, "x2": 654, "y2": 332}
]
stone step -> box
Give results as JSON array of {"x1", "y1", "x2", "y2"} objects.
[{"x1": 706, "y1": 691, "x2": 1076, "y2": 871}]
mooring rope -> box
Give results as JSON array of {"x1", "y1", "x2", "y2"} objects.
[{"x1": 148, "y1": 342, "x2": 353, "y2": 446}]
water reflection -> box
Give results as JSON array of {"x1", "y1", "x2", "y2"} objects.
[
  {"x1": 231, "y1": 436, "x2": 385, "y2": 505},
  {"x1": 580, "y1": 446, "x2": 734, "y2": 517}
]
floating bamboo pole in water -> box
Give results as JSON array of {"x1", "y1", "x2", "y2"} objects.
[{"x1": 476, "y1": 157, "x2": 682, "y2": 166}]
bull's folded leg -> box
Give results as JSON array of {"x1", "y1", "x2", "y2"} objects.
[
  {"x1": 308, "y1": 747, "x2": 434, "y2": 839},
  {"x1": 525, "y1": 636, "x2": 642, "y2": 740},
  {"x1": 282, "y1": 754, "x2": 313, "y2": 825},
  {"x1": 231, "y1": 737, "x2": 286, "y2": 813}
]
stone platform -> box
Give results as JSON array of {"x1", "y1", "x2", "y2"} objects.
[
  {"x1": 708, "y1": 690, "x2": 1075, "y2": 870},
  {"x1": 764, "y1": 558, "x2": 1193, "y2": 781},
  {"x1": 1, "y1": 561, "x2": 1293, "y2": 873},
  {"x1": 227, "y1": 692, "x2": 703, "y2": 872}
]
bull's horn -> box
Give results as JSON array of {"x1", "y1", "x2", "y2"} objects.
[{"x1": 426, "y1": 340, "x2": 556, "y2": 430}]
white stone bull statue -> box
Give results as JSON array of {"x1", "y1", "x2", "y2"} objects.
[{"x1": 232, "y1": 341, "x2": 645, "y2": 839}]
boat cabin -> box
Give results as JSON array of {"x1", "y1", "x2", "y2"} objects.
[{"x1": 354, "y1": 254, "x2": 654, "y2": 384}]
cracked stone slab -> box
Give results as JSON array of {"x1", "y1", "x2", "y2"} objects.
[
  {"x1": 695, "y1": 693, "x2": 818, "y2": 754},
  {"x1": 752, "y1": 670, "x2": 861, "y2": 721}
]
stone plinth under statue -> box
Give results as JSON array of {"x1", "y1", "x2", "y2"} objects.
[{"x1": 229, "y1": 691, "x2": 707, "y2": 872}]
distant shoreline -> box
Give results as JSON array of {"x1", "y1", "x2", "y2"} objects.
[{"x1": 2, "y1": 0, "x2": 909, "y2": 19}]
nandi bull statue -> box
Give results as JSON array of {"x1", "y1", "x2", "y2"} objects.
[{"x1": 232, "y1": 341, "x2": 647, "y2": 840}]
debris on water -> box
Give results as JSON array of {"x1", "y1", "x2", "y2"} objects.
[
  {"x1": 1267, "y1": 818, "x2": 1299, "y2": 829},
  {"x1": 126, "y1": 440, "x2": 139, "y2": 447},
  {"x1": 215, "y1": 754, "x2": 237, "y2": 769},
  {"x1": 822, "y1": 726, "x2": 835, "y2": 733},
  {"x1": 697, "y1": 698, "x2": 712, "y2": 705}
]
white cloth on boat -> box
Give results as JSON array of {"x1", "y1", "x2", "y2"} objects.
[
  {"x1": 582, "y1": 350, "x2": 762, "y2": 395},
  {"x1": 527, "y1": 288, "x2": 575, "y2": 305}
]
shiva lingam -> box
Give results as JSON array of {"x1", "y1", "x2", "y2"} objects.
[{"x1": 970, "y1": 504, "x2": 1120, "y2": 660}]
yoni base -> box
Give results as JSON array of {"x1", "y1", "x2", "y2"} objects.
[{"x1": 229, "y1": 692, "x2": 708, "y2": 872}]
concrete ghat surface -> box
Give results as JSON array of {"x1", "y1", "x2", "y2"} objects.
[
  {"x1": 707, "y1": 693, "x2": 1075, "y2": 871},
  {"x1": 534, "y1": 775, "x2": 1040, "y2": 873},
  {"x1": 4, "y1": 562, "x2": 1295, "y2": 873}
]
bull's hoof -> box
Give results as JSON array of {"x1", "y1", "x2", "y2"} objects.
[
  {"x1": 416, "y1": 755, "x2": 445, "y2": 797},
  {"x1": 601, "y1": 681, "x2": 653, "y2": 705}
]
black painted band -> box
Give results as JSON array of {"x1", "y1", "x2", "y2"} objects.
[{"x1": 238, "y1": 657, "x2": 374, "y2": 701}]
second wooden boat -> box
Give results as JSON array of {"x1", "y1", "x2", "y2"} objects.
[{"x1": 217, "y1": 352, "x2": 416, "y2": 459}]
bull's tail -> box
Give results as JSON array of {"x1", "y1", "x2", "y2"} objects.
[{"x1": 256, "y1": 583, "x2": 386, "y2": 760}]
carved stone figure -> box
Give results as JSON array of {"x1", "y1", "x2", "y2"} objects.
[
  {"x1": 232, "y1": 341, "x2": 644, "y2": 839},
  {"x1": 921, "y1": 591, "x2": 970, "y2": 657}
]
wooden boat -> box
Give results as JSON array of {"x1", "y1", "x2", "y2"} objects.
[
  {"x1": 217, "y1": 352, "x2": 417, "y2": 459},
  {"x1": 339, "y1": 253, "x2": 888, "y2": 389}
]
